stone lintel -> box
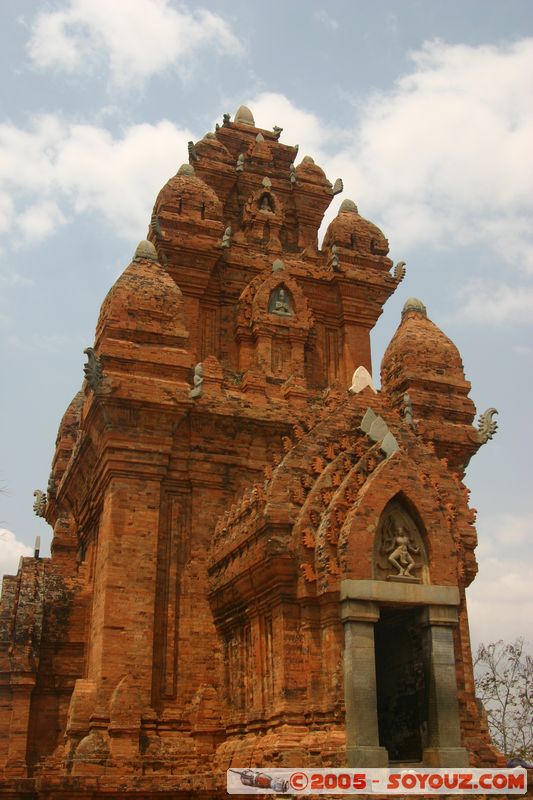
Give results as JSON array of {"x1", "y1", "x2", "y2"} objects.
[
  {"x1": 340, "y1": 579, "x2": 460, "y2": 607},
  {"x1": 340, "y1": 599, "x2": 380, "y2": 624},
  {"x1": 420, "y1": 604, "x2": 459, "y2": 627}
]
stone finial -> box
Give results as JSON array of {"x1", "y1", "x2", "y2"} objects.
[
  {"x1": 349, "y1": 366, "x2": 377, "y2": 395},
  {"x1": 302, "y1": 155, "x2": 314, "y2": 164},
  {"x1": 402, "y1": 297, "x2": 427, "y2": 317},
  {"x1": 339, "y1": 198, "x2": 358, "y2": 214},
  {"x1": 223, "y1": 113, "x2": 231, "y2": 124},
  {"x1": 477, "y1": 408, "x2": 498, "y2": 443},
  {"x1": 190, "y1": 363, "x2": 204, "y2": 399},
  {"x1": 34, "y1": 536, "x2": 41, "y2": 559},
  {"x1": 234, "y1": 105, "x2": 255, "y2": 126},
  {"x1": 221, "y1": 226, "x2": 232, "y2": 248},
  {"x1": 256, "y1": 133, "x2": 265, "y2": 143},
  {"x1": 134, "y1": 240, "x2": 158, "y2": 262},
  {"x1": 273, "y1": 125, "x2": 283, "y2": 138},
  {"x1": 33, "y1": 490, "x2": 47, "y2": 517},
  {"x1": 272, "y1": 259, "x2": 284, "y2": 272},
  {"x1": 188, "y1": 140, "x2": 199, "y2": 161},
  {"x1": 332, "y1": 178, "x2": 343, "y2": 196},
  {"x1": 236, "y1": 153, "x2": 244, "y2": 173},
  {"x1": 177, "y1": 163, "x2": 195, "y2": 176},
  {"x1": 83, "y1": 347, "x2": 104, "y2": 390},
  {"x1": 204, "y1": 131, "x2": 216, "y2": 139},
  {"x1": 393, "y1": 261, "x2": 406, "y2": 282}
]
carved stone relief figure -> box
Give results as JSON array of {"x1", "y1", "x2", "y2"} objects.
[
  {"x1": 374, "y1": 505, "x2": 428, "y2": 583},
  {"x1": 259, "y1": 193, "x2": 274, "y2": 213},
  {"x1": 189, "y1": 363, "x2": 204, "y2": 398},
  {"x1": 387, "y1": 523, "x2": 419, "y2": 577},
  {"x1": 268, "y1": 286, "x2": 293, "y2": 317}
]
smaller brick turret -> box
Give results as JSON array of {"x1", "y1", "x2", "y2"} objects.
[{"x1": 380, "y1": 298, "x2": 483, "y2": 473}]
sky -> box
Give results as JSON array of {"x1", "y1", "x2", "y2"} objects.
[{"x1": 0, "y1": 0, "x2": 532, "y2": 651}]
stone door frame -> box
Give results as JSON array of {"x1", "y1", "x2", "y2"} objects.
[{"x1": 340, "y1": 579, "x2": 470, "y2": 768}]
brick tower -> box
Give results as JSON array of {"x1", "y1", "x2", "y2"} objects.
[{"x1": 0, "y1": 105, "x2": 504, "y2": 798}]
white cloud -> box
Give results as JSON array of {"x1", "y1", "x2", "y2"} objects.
[
  {"x1": 247, "y1": 92, "x2": 340, "y2": 163},
  {"x1": 2, "y1": 37, "x2": 533, "y2": 327},
  {"x1": 0, "y1": 115, "x2": 193, "y2": 242},
  {"x1": 27, "y1": 0, "x2": 243, "y2": 87},
  {"x1": 467, "y1": 511, "x2": 533, "y2": 649},
  {"x1": 313, "y1": 10, "x2": 338, "y2": 31},
  {"x1": 248, "y1": 39, "x2": 533, "y2": 323},
  {"x1": 0, "y1": 528, "x2": 32, "y2": 578},
  {"x1": 329, "y1": 38, "x2": 533, "y2": 261},
  {"x1": 17, "y1": 201, "x2": 66, "y2": 244},
  {"x1": 456, "y1": 281, "x2": 533, "y2": 325}
]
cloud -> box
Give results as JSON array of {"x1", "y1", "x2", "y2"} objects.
[
  {"x1": 17, "y1": 201, "x2": 66, "y2": 245},
  {"x1": 248, "y1": 39, "x2": 533, "y2": 323},
  {"x1": 0, "y1": 115, "x2": 193, "y2": 242},
  {"x1": 467, "y1": 511, "x2": 533, "y2": 649},
  {"x1": 456, "y1": 281, "x2": 533, "y2": 325},
  {"x1": 3, "y1": 37, "x2": 533, "y2": 326},
  {"x1": 313, "y1": 10, "x2": 338, "y2": 31},
  {"x1": 0, "y1": 528, "x2": 32, "y2": 578},
  {"x1": 27, "y1": 0, "x2": 243, "y2": 87}
]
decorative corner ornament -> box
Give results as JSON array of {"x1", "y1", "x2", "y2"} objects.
[
  {"x1": 329, "y1": 244, "x2": 340, "y2": 271},
  {"x1": 393, "y1": 261, "x2": 406, "y2": 282},
  {"x1": 289, "y1": 163, "x2": 297, "y2": 184},
  {"x1": 190, "y1": 363, "x2": 204, "y2": 399},
  {"x1": 477, "y1": 407, "x2": 498, "y2": 443},
  {"x1": 83, "y1": 347, "x2": 104, "y2": 391},
  {"x1": 402, "y1": 392, "x2": 415, "y2": 427},
  {"x1": 221, "y1": 226, "x2": 232, "y2": 248},
  {"x1": 332, "y1": 178, "x2": 343, "y2": 196},
  {"x1": 187, "y1": 140, "x2": 199, "y2": 161},
  {"x1": 33, "y1": 489, "x2": 47, "y2": 517}
]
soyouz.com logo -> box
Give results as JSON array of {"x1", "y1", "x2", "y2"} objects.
[{"x1": 227, "y1": 767, "x2": 527, "y2": 794}]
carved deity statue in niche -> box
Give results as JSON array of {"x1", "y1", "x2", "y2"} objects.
[
  {"x1": 259, "y1": 193, "x2": 274, "y2": 213},
  {"x1": 374, "y1": 506, "x2": 427, "y2": 583},
  {"x1": 386, "y1": 522, "x2": 419, "y2": 577},
  {"x1": 269, "y1": 286, "x2": 293, "y2": 316}
]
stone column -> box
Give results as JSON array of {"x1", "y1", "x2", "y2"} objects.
[
  {"x1": 341, "y1": 599, "x2": 388, "y2": 767},
  {"x1": 421, "y1": 605, "x2": 470, "y2": 767}
]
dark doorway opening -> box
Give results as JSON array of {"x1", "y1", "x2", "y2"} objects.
[{"x1": 374, "y1": 606, "x2": 427, "y2": 762}]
